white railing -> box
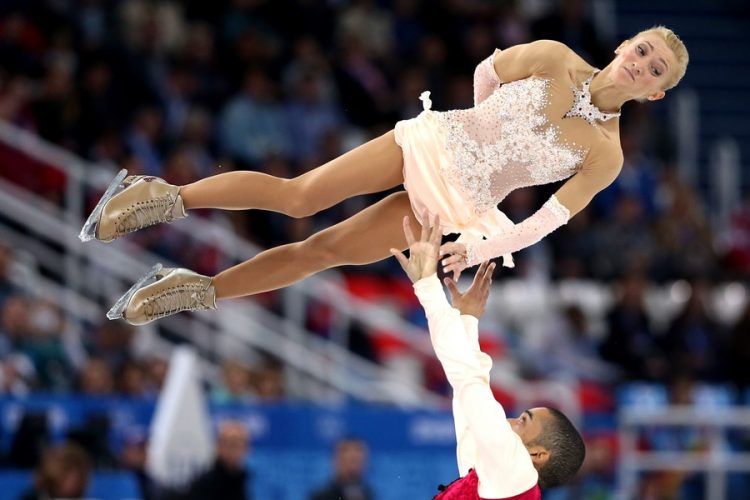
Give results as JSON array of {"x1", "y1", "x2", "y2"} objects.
[
  {"x1": 0, "y1": 119, "x2": 438, "y2": 359},
  {"x1": 618, "y1": 407, "x2": 750, "y2": 500},
  {"x1": 710, "y1": 137, "x2": 742, "y2": 229},
  {"x1": 0, "y1": 175, "x2": 439, "y2": 405},
  {"x1": 0, "y1": 117, "x2": 592, "y2": 412},
  {"x1": 671, "y1": 88, "x2": 700, "y2": 186}
]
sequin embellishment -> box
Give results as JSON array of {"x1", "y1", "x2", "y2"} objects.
[
  {"x1": 563, "y1": 72, "x2": 620, "y2": 126},
  {"x1": 435, "y1": 78, "x2": 585, "y2": 214}
]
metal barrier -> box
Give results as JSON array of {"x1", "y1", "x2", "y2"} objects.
[{"x1": 618, "y1": 406, "x2": 750, "y2": 499}]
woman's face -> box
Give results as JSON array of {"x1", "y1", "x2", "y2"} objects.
[{"x1": 611, "y1": 35, "x2": 676, "y2": 100}]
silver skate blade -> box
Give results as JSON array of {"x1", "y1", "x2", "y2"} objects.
[
  {"x1": 107, "y1": 263, "x2": 163, "y2": 321},
  {"x1": 79, "y1": 169, "x2": 128, "y2": 242}
]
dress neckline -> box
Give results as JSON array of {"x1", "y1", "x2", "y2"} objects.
[{"x1": 563, "y1": 70, "x2": 620, "y2": 126}]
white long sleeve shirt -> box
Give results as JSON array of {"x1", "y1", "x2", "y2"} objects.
[{"x1": 414, "y1": 274, "x2": 538, "y2": 498}]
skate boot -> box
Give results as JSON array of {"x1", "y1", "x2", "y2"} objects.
[
  {"x1": 107, "y1": 264, "x2": 217, "y2": 325},
  {"x1": 79, "y1": 169, "x2": 187, "y2": 242}
]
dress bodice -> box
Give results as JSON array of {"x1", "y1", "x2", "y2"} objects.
[{"x1": 432, "y1": 54, "x2": 613, "y2": 215}]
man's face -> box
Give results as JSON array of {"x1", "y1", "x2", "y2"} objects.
[
  {"x1": 507, "y1": 407, "x2": 550, "y2": 446},
  {"x1": 216, "y1": 422, "x2": 250, "y2": 470},
  {"x1": 335, "y1": 441, "x2": 367, "y2": 481}
]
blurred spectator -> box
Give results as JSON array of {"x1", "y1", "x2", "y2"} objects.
[
  {"x1": 218, "y1": 68, "x2": 291, "y2": 167},
  {"x1": 534, "y1": 305, "x2": 619, "y2": 383},
  {"x1": 32, "y1": 58, "x2": 77, "y2": 148},
  {"x1": 333, "y1": 35, "x2": 395, "y2": 130},
  {"x1": 78, "y1": 357, "x2": 115, "y2": 396},
  {"x1": 600, "y1": 273, "x2": 666, "y2": 381},
  {"x1": 0, "y1": 293, "x2": 28, "y2": 356},
  {"x1": 77, "y1": 59, "x2": 124, "y2": 154},
  {"x1": 549, "y1": 207, "x2": 597, "y2": 279},
  {"x1": 529, "y1": 0, "x2": 610, "y2": 68},
  {"x1": 88, "y1": 321, "x2": 134, "y2": 373},
  {"x1": 0, "y1": 245, "x2": 17, "y2": 306},
  {"x1": 661, "y1": 280, "x2": 727, "y2": 381},
  {"x1": 590, "y1": 195, "x2": 656, "y2": 281},
  {"x1": 118, "y1": 359, "x2": 149, "y2": 398},
  {"x1": 188, "y1": 420, "x2": 252, "y2": 500},
  {"x1": 721, "y1": 193, "x2": 750, "y2": 278},
  {"x1": 181, "y1": 107, "x2": 216, "y2": 177},
  {"x1": 0, "y1": 12, "x2": 44, "y2": 76},
  {"x1": 212, "y1": 359, "x2": 256, "y2": 404},
  {"x1": 728, "y1": 301, "x2": 750, "y2": 390},
  {"x1": 565, "y1": 433, "x2": 617, "y2": 498},
  {"x1": 145, "y1": 357, "x2": 169, "y2": 393},
  {"x1": 309, "y1": 437, "x2": 373, "y2": 500},
  {"x1": 652, "y1": 180, "x2": 717, "y2": 281},
  {"x1": 638, "y1": 375, "x2": 708, "y2": 500},
  {"x1": 19, "y1": 442, "x2": 91, "y2": 500},
  {"x1": 119, "y1": 0, "x2": 187, "y2": 56},
  {"x1": 0, "y1": 353, "x2": 35, "y2": 395},
  {"x1": 3, "y1": 295, "x2": 73, "y2": 391},
  {"x1": 594, "y1": 126, "x2": 659, "y2": 219},
  {"x1": 127, "y1": 106, "x2": 165, "y2": 176},
  {"x1": 337, "y1": 0, "x2": 394, "y2": 60},
  {"x1": 285, "y1": 70, "x2": 343, "y2": 164},
  {"x1": 254, "y1": 356, "x2": 285, "y2": 402},
  {"x1": 119, "y1": 430, "x2": 158, "y2": 500}
]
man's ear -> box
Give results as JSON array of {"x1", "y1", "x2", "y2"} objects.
[
  {"x1": 614, "y1": 39, "x2": 629, "y2": 55},
  {"x1": 529, "y1": 445, "x2": 550, "y2": 468},
  {"x1": 647, "y1": 90, "x2": 666, "y2": 101}
]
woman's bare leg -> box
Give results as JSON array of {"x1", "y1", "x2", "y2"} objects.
[
  {"x1": 212, "y1": 192, "x2": 419, "y2": 299},
  {"x1": 180, "y1": 130, "x2": 404, "y2": 218}
]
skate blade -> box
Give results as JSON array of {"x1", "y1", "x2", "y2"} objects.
[
  {"x1": 79, "y1": 169, "x2": 128, "y2": 242},
  {"x1": 107, "y1": 263, "x2": 163, "y2": 321}
]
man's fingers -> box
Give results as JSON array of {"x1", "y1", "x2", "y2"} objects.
[
  {"x1": 403, "y1": 216, "x2": 416, "y2": 247},
  {"x1": 443, "y1": 277, "x2": 459, "y2": 298},
  {"x1": 484, "y1": 262, "x2": 496, "y2": 280},
  {"x1": 473, "y1": 262, "x2": 488, "y2": 286}
]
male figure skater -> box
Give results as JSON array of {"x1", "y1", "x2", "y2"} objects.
[{"x1": 390, "y1": 214, "x2": 585, "y2": 498}]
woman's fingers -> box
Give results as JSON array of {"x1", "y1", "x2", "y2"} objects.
[
  {"x1": 389, "y1": 248, "x2": 409, "y2": 271},
  {"x1": 402, "y1": 216, "x2": 416, "y2": 247}
]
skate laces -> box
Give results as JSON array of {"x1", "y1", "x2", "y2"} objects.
[
  {"x1": 143, "y1": 283, "x2": 210, "y2": 320},
  {"x1": 116, "y1": 195, "x2": 175, "y2": 236}
]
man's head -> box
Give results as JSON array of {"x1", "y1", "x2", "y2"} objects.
[
  {"x1": 216, "y1": 420, "x2": 250, "y2": 471},
  {"x1": 610, "y1": 26, "x2": 688, "y2": 101},
  {"x1": 507, "y1": 407, "x2": 585, "y2": 489},
  {"x1": 333, "y1": 438, "x2": 368, "y2": 482}
]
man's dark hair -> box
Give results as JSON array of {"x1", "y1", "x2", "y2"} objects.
[{"x1": 531, "y1": 408, "x2": 585, "y2": 489}]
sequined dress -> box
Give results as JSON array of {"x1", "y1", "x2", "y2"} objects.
[{"x1": 394, "y1": 51, "x2": 616, "y2": 266}]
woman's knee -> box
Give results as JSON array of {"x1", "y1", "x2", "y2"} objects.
[
  {"x1": 283, "y1": 177, "x2": 327, "y2": 218},
  {"x1": 298, "y1": 231, "x2": 345, "y2": 268}
]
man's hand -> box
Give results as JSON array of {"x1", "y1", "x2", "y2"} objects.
[
  {"x1": 444, "y1": 261, "x2": 495, "y2": 318},
  {"x1": 390, "y1": 212, "x2": 442, "y2": 283}
]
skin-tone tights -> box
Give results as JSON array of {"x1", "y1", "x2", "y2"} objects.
[{"x1": 179, "y1": 131, "x2": 421, "y2": 300}]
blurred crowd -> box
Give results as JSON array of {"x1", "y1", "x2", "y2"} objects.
[
  {"x1": 2, "y1": 0, "x2": 750, "y2": 498},
  {"x1": 3, "y1": 0, "x2": 749, "y2": 279}
]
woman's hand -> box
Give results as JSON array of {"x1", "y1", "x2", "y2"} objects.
[{"x1": 439, "y1": 241, "x2": 468, "y2": 280}]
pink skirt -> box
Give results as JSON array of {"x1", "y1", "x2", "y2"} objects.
[{"x1": 394, "y1": 94, "x2": 514, "y2": 267}]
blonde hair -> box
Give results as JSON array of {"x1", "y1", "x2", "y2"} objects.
[{"x1": 631, "y1": 26, "x2": 689, "y2": 90}]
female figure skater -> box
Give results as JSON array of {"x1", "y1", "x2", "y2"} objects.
[{"x1": 81, "y1": 27, "x2": 688, "y2": 325}]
